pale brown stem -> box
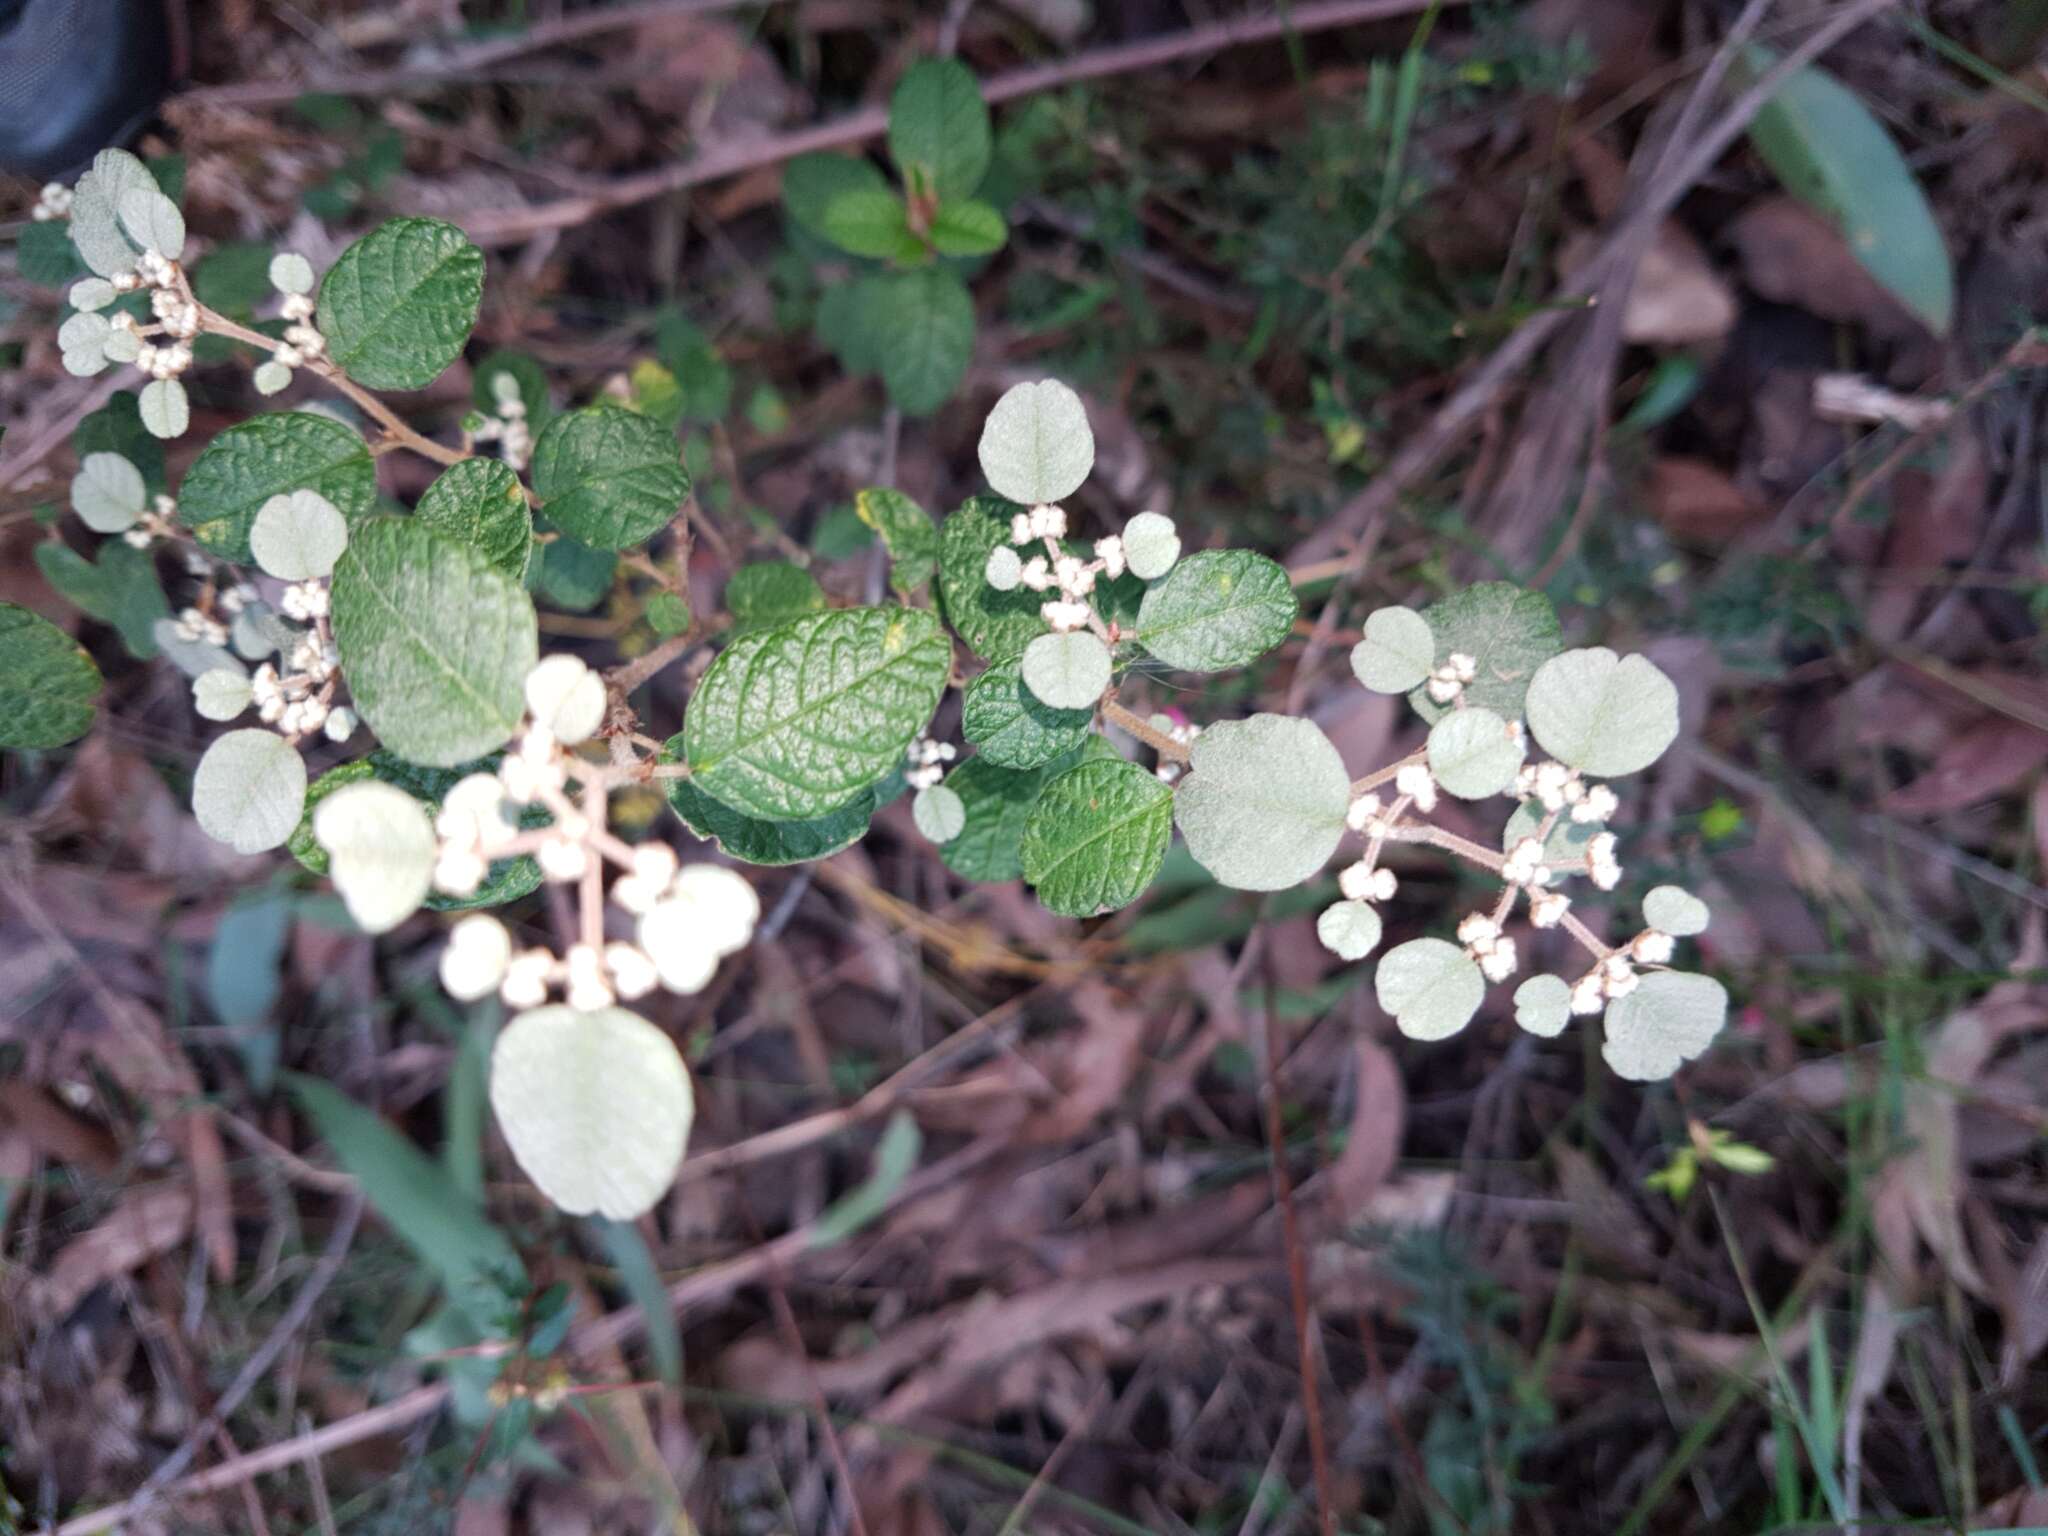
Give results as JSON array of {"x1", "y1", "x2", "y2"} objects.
[
  {"x1": 1101, "y1": 697, "x2": 1190, "y2": 763},
  {"x1": 1351, "y1": 750, "x2": 1424, "y2": 796}
]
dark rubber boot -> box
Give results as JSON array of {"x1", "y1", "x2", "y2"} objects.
[{"x1": 0, "y1": 0, "x2": 170, "y2": 180}]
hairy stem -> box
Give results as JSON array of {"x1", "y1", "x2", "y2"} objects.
[{"x1": 1101, "y1": 697, "x2": 1190, "y2": 762}]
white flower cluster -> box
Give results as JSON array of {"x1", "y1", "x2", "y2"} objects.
[
  {"x1": 470, "y1": 372, "x2": 534, "y2": 471},
  {"x1": 173, "y1": 605, "x2": 228, "y2": 647},
  {"x1": 439, "y1": 846, "x2": 759, "y2": 1012},
  {"x1": 1584, "y1": 830, "x2": 1622, "y2": 890},
  {"x1": 1394, "y1": 761, "x2": 1438, "y2": 813},
  {"x1": 1425, "y1": 651, "x2": 1478, "y2": 705},
  {"x1": 253, "y1": 254, "x2": 326, "y2": 396},
  {"x1": 249, "y1": 637, "x2": 349, "y2": 741},
  {"x1": 1457, "y1": 911, "x2": 1518, "y2": 983},
  {"x1": 121, "y1": 494, "x2": 179, "y2": 550},
  {"x1": 905, "y1": 734, "x2": 956, "y2": 790},
  {"x1": 32, "y1": 182, "x2": 73, "y2": 221},
  {"x1": 1516, "y1": 760, "x2": 1617, "y2": 825},
  {"x1": 1339, "y1": 860, "x2": 1398, "y2": 903}
]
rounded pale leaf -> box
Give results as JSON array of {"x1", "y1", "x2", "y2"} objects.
[
  {"x1": 330, "y1": 518, "x2": 537, "y2": 767},
  {"x1": 978, "y1": 379, "x2": 1094, "y2": 506},
  {"x1": 490, "y1": 1005, "x2": 695, "y2": 1220},
  {"x1": 1021, "y1": 629, "x2": 1112, "y2": 710},
  {"x1": 1643, "y1": 885, "x2": 1709, "y2": 936},
  {"x1": 1524, "y1": 647, "x2": 1680, "y2": 778},
  {"x1": 1375, "y1": 938, "x2": 1485, "y2": 1042},
  {"x1": 1122, "y1": 512, "x2": 1180, "y2": 580},
  {"x1": 1426, "y1": 707, "x2": 1525, "y2": 800},
  {"x1": 313, "y1": 780, "x2": 437, "y2": 934},
  {"x1": 1410, "y1": 582, "x2": 1561, "y2": 723},
  {"x1": 193, "y1": 668, "x2": 253, "y2": 722},
  {"x1": 912, "y1": 783, "x2": 965, "y2": 844},
  {"x1": 1513, "y1": 975, "x2": 1572, "y2": 1038},
  {"x1": 1317, "y1": 900, "x2": 1383, "y2": 961},
  {"x1": 1175, "y1": 713, "x2": 1351, "y2": 891},
  {"x1": 177, "y1": 411, "x2": 376, "y2": 563},
  {"x1": 59, "y1": 311, "x2": 111, "y2": 376},
  {"x1": 69, "y1": 148, "x2": 154, "y2": 277},
  {"x1": 138, "y1": 379, "x2": 189, "y2": 439},
  {"x1": 961, "y1": 654, "x2": 1094, "y2": 770},
  {"x1": 523, "y1": 654, "x2": 606, "y2": 745},
  {"x1": 269, "y1": 252, "x2": 314, "y2": 295},
  {"x1": 72, "y1": 453, "x2": 147, "y2": 533},
  {"x1": 193, "y1": 728, "x2": 307, "y2": 854},
  {"x1": 985, "y1": 544, "x2": 1022, "y2": 591},
  {"x1": 116, "y1": 186, "x2": 184, "y2": 257},
  {"x1": 1351, "y1": 605, "x2": 1434, "y2": 694},
  {"x1": 249, "y1": 489, "x2": 349, "y2": 580},
  {"x1": 1601, "y1": 971, "x2": 1728, "y2": 1082}
]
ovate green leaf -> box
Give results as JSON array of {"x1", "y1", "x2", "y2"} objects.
[
  {"x1": 682, "y1": 606, "x2": 951, "y2": 820},
  {"x1": 317, "y1": 217, "x2": 485, "y2": 389},
  {"x1": 855, "y1": 487, "x2": 938, "y2": 595},
  {"x1": 961, "y1": 653, "x2": 1095, "y2": 769},
  {"x1": 888, "y1": 57, "x2": 992, "y2": 199},
  {"x1": 874, "y1": 266, "x2": 975, "y2": 416},
  {"x1": 177, "y1": 412, "x2": 377, "y2": 562},
  {"x1": 34, "y1": 540, "x2": 168, "y2": 659},
  {"x1": 1135, "y1": 550, "x2": 1297, "y2": 673},
  {"x1": 977, "y1": 379, "x2": 1093, "y2": 507},
  {"x1": 0, "y1": 604, "x2": 101, "y2": 749},
  {"x1": 1409, "y1": 582, "x2": 1560, "y2": 722},
  {"x1": 414, "y1": 457, "x2": 533, "y2": 579},
  {"x1": 1019, "y1": 756, "x2": 1172, "y2": 917},
  {"x1": 529, "y1": 405, "x2": 689, "y2": 551}
]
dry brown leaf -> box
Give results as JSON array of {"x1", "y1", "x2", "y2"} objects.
[
  {"x1": 1728, "y1": 197, "x2": 1924, "y2": 340},
  {"x1": 1326, "y1": 1039, "x2": 1403, "y2": 1225},
  {"x1": 1881, "y1": 717, "x2": 2048, "y2": 816},
  {"x1": 1648, "y1": 456, "x2": 1771, "y2": 543},
  {"x1": 38, "y1": 1181, "x2": 192, "y2": 1316},
  {"x1": 1865, "y1": 428, "x2": 1989, "y2": 643}
]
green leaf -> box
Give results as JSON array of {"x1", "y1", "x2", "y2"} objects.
[
  {"x1": 533, "y1": 528, "x2": 615, "y2": 611},
  {"x1": 290, "y1": 751, "x2": 543, "y2": 910},
  {"x1": 1426, "y1": 707, "x2": 1525, "y2": 800},
  {"x1": 601, "y1": 1220, "x2": 681, "y2": 1388},
  {"x1": 415, "y1": 457, "x2": 533, "y2": 579},
  {"x1": 1317, "y1": 900, "x2": 1383, "y2": 961},
  {"x1": 874, "y1": 266, "x2": 975, "y2": 416},
  {"x1": 961, "y1": 654, "x2": 1095, "y2": 769},
  {"x1": 940, "y1": 739, "x2": 1113, "y2": 883},
  {"x1": 937, "y1": 496, "x2": 1047, "y2": 661},
  {"x1": 646, "y1": 590, "x2": 692, "y2": 636},
  {"x1": 1408, "y1": 582, "x2": 1561, "y2": 723},
  {"x1": 663, "y1": 770, "x2": 878, "y2": 866},
  {"x1": 783, "y1": 152, "x2": 894, "y2": 245},
  {"x1": 854, "y1": 487, "x2": 938, "y2": 595},
  {"x1": 1020, "y1": 756, "x2": 1173, "y2": 917},
  {"x1": 1514, "y1": 974, "x2": 1571, "y2": 1038},
  {"x1": 1601, "y1": 971, "x2": 1728, "y2": 1082},
  {"x1": 490, "y1": 1004, "x2": 694, "y2": 1220},
  {"x1": 289, "y1": 1073, "x2": 525, "y2": 1328},
  {"x1": 1644, "y1": 885, "x2": 1710, "y2": 937},
  {"x1": 929, "y1": 199, "x2": 1007, "y2": 258},
  {"x1": 191, "y1": 241, "x2": 276, "y2": 318},
  {"x1": 331, "y1": 519, "x2": 538, "y2": 767},
  {"x1": 316, "y1": 217, "x2": 485, "y2": 389},
  {"x1": 1135, "y1": 550, "x2": 1297, "y2": 673},
  {"x1": 1021, "y1": 629, "x2": 1111, "y2": 709},
  {"x1": 529, "y1": 405, "x2": 689, "y2": 551},
  {"x1": 71, "y1": 452, "x2": 147, "y2": 533},
  {"x1": 1524, "y1": 647, "x2": 1680, "y2": 778},
  {"x1": 889, "y1": 58, "x2": 992, "y2": 200},
  {"x1": 177, "y1": 412, "x2": 378, "y2": 563},
  {"x1": 138, "y1": 380, "x2": 189, "y2": 439},
  {"x1": 820, "y1": 187, "x2": 921, "y2": 260},
  {"x1": 652, "y1": 312, "x2": 732, "y2": 425},
  {"x1": 0, "y1": 604, "x2": 101, "y2": 749},
  {"x1": 18, "y1": 220, "x2": 83, "y2": 286},
  {"x1": 34, "y1": 540, "x2": 168, "y2": 659},
  {"x1": 725, "y1": 561, "x2": 825, "y2": 633},
  {"x1": 808, "y1": 1110, "x2": 922, "y2": 1248},
  {"x1": 1351, "y1": 605, "x2": 1434, "y2": 694},
  {"x1": 683, "y1": 606, "x2": 952, "y2": 820},
  {"x1": 193, "y1": 728, "x2": 307, "y2": 853},
  {"x1": 1375, "y1": 938, "x2": 1485, "y2": 1042},
  {"x1": 1174, "y1": 714, "x2": 1351, "y2": 891},
  {"x1": 117, "y1": 185, "x2": 185, "y2": 258},
  {"x1": 817, "y1": 271, "x2": 894, "y2": 377},
  {"x1": 978, "y1": 379, "x2": 1093, "y2": 507},
  {"x1": 1741, "y1": 46, "x2": 1953, "y2": 335}
]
